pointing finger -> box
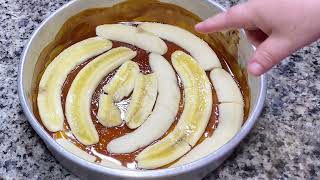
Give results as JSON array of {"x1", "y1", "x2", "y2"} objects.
[{"x1": 195, "y1": 3, "x2": 255, "y2": 33}]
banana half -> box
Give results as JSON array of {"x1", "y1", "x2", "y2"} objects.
[
  {"x1": 96, "y1": 24, "x2": 167, "y2": 55},
  {"x1": 172, "y1": 69, "x2": 244, "y2": 166},
  {"x1": 65, "y1": 47, "x2": 137, "y2": 145},
  {"x1": 103, "y1": 61, "x2": 140, "y2": 102},
  {"x1": 125, "y1": 73, "x2": 158, "y2": 129},
  {"x1": 56, "y1": 138, "x2": 96, "y2": 163},
  {"x1": 210, "y1": 68, "x2": 243, "y2": 104},
  {"x1": 38, "y1": 37, "x2": 112, "y2": 132},
  {"x1": 136, "y1": 131, "x2": 191, "y2": 169},
  {"x1": 97, "y1": 94, "x2": 122, "y2": 128},
  {"x1": 136, "y1": 51, "x2": 212, "y2": 169},
  {"x1": 172, "y1": 103, "x2": 244, "y2": 166},
  {"x1": 138, "y1": 22, "x2": 221, "y2": 70},
  {"x1": 107, "y1": 53, "x2": 180, "y2": 154},
  {"x1": 57, "y1": 138, "x2": 129, "y2": 170},
  {"x1": 98, "y1": 159, "x2": 129, "y2": 170}
]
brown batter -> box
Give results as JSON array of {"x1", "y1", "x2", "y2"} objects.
[{"x1": 31, "y1": 0, "x2": 250, "y2": 170}]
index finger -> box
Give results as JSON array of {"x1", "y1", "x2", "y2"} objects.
[{"x1": 195, "y1": 3, "x2": 255, "y2": 33}]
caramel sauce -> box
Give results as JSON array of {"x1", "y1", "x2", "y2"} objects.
[{"x1": 31, "y1": 0, "x2": 250, "y2": 170}]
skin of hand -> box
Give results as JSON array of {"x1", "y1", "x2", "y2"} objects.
[{"x1": 196, "y1": 0, "x2": 320, "y2": 76}]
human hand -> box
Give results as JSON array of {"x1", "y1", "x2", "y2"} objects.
[{"x1": 196, "y1": 0, "x2": 320, "y2": 76}]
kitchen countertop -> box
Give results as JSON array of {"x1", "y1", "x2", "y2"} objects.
[{"x1": 1, "y1": 0, "x2": 320, "y2": 179}]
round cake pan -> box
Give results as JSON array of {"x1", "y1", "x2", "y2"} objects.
[{"x1": 18, "y1": 0, "x2": 267, "y2": 179}]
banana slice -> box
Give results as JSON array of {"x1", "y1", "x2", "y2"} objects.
[
  {"x1": 171, "y1": 51, "x2": 213, "y2": 146},
  {"x1": 210, "y1": 68, "x2": 243, "y2": 104},
  {"x1": 138, "y1": 22, "x2": 221, "y2": 70},
  {"x1": 56, "y1": 138, "x2": 96, "y2": 163},
  {"x1": 125, "y1": 73, "x2": 158, "y2": 129},
  {"x1": 97, "y1": 94, "x2": 122, "y2": 128},
  {"x1": 96, "y1": 24, "x2": 167, "y2": 55},
  {"x1": 136, "y1": 51, "x2": 212, "y2": 169},
  {"x1": 103, "y1": 61, "x2": 140, "y2": 102},
  {"x1": 66, "y1": 47, "x2": 137, "y2": 145},
  {"x1": 38, "y1": 37, "x2": 112, "y2": 132},
  {"x1": 107, "y1": 54, "x2": 180, "y2": 153},
  {"x1": 98, "y1": 159, "x2": 128, "y2": 170},
  {"x1": 172, "y1": 103, "x2": 244, "y2": 166},
  {"x1": 136, "y1": 131, "x2": 191, "y2": 169}
]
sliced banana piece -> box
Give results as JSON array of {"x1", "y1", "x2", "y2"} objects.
[
  {"x1": 136, "y1": 131, "x2": 191, "y2": 169},
  {"x1": 98, "y1": 159, "x2": 128, "y2": 170},
  {"x1": 56, "y1": 138, "x2": 96, "y2": 163},
  {"x1": 172, "y1": 103, "x2": 244, "y2": 166},
  {"x1": 66, "y1": 47, "x2": 137, "y2": 145},
  {"x1": 210, "y1": 68, "x2": 243, "y2": 104},
  {"x1": 103, "y1": 61, "x2": 140, "y2": 102},
  {"x1": 125, "y1": 73, "x2": 157, "y2": 129},
  {"x1": 171, "y1": 51, "x2": 213, "y2": 146},
  {"x1": 97, "y1": 94, "x2": 122, "y2": 128},
  {"x1": 149, "y1": 53, "x2": 181, "y2": 109},
  {"x1": 38, "y1": 37, "x2": 112, "y2": 132},
  {"x1": 138, "y1": 22, "x2": 221, "y2": 70},
  {"x1": 107, "y1": 54, "x2": 180, "y2": 153},
  {"x1": 136, "y1": 51, "x2": 212, "y2": 169},
  {"x1": 96, "y1": 24, "x2": 167, "y2": 55}
]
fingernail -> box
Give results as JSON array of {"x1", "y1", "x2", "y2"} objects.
[
  {"x1": 248, "y1": 62, "x2": 264, "y2": 76},
  {"x1": 195, "y1": 23, "x2": 203, "y2": 31}
]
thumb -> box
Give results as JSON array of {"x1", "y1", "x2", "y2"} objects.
[{"x1": 248, "y1": 36, "x2": 293, "y2": 76}]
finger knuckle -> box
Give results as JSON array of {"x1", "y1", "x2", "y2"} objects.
[
  {"x1": 256, "y1": 49, "x2": 275, "y2": 68},
  {"x1": 225, "y1": 7, "x2": 238, "y2": 19},
  {"x1": 225, "y1": 4, "x2": 253, "y2": 27},
  {"x1": 224, "y1": 8, "x2": 239, "y2": 27}
]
